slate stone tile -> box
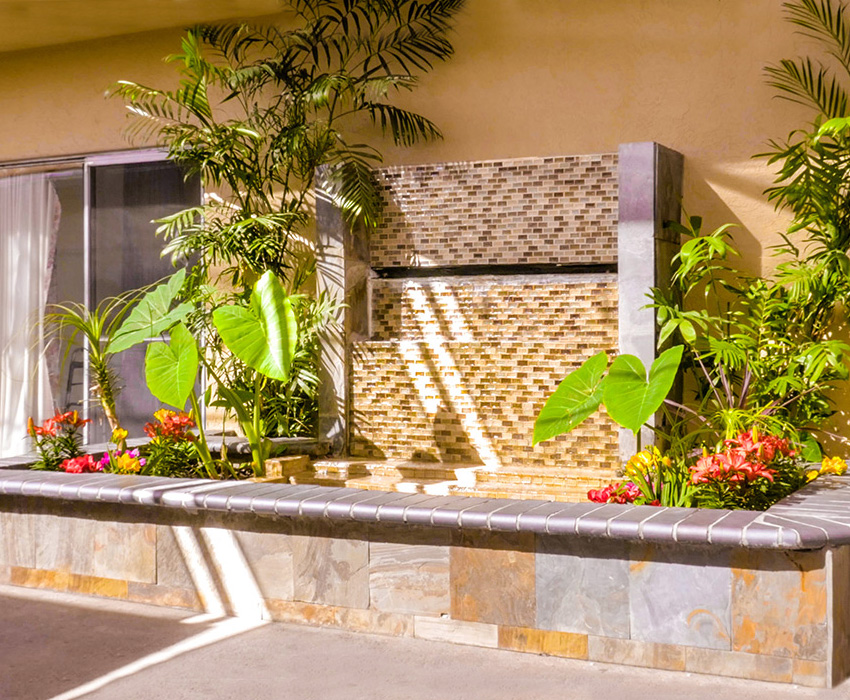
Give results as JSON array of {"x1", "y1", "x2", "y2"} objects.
[
  {"x1": 413, "y1": 616, "x2": 498, "y2": 648},
  {"x1": 291, "y1": 521, "x2": 369, "y2": 608},
  {"x1": 792, "y1": 659, "x2": 828, "y2": 688},
  {"x1": 0, "y1": 510, "x2": 36, "y2": 568},
  {"x1": 499, "y1": 625, "x2": 588, "y2": 659},
  {"x1": 685, "y1": 646, "x2": 793, "y2": 683},
  {"x1": 629, "y1": 543, "x2": 732, "y2": 650},
  {"x1": 830, "y1": 546, "x2": 850, "y2": 687},
  {"x1": 92, "y1": 521, "x2": 156, "y2": 583},
  {"x1": 450, "y1": 530, "x2": 535, "y2": 627},
  {"x1": 587, "y1": 636, "x2": 686, "y2": 671},
  {"x1": 537, "y1": 536, "x2": 629, "y2": 638},
  {"x1": 369, "y1": 534, "x2": 450, "y2": 615},
  {"x1": 156, "y1": 524, "x2": 195, "y2": 588},
  {"x1": 731, "y1": 549, "x2": 827, "y2": 661},
  {"x1": 235, "y1": 529, "x2": 295, "y2": 601}
]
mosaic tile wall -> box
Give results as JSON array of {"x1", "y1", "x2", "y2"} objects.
[
  {"x1": 370, "y1": 154, "x2": 618, "y2": 268},
  {"x1": 351, "y1": 276, "x2": 620, "y2": 484},
  {"x1": 351, "y1": 154, "x2": 623, "y2": 495}
]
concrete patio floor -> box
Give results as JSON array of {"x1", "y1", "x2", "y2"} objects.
[{"x1": 0, "y1": 583, "x2": 846, "y2": 700}]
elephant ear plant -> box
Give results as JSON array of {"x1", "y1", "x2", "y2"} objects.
[
  {"x1": 113, "y1": 269, "x2": 297, "y2": 479},
  {"x1": 534, "y1": 346, "x2": 686, "y2": 506}
]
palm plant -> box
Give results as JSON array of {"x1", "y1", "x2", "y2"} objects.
[
  {"x1": 44, "y1": 294, "x2": 139, "y2": 436},
  {"x1": 114, "y1": 0, "x2": 465, "y2": 437},
  {"x1": 764, "y1": 0, "x2": 850, "y2": 292}
]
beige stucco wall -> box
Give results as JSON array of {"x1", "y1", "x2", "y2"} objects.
[{"x1": 0, "y1": 0, "x2": 814, "y2": 270}]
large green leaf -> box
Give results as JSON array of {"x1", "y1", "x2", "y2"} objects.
[
  {"x1": 533, "y1": 352, "x2": 608, "y2": 445},
  {"x1": 212, "y1": 271, "x2": 297, "y2": 382},
  {"x1": 603, "y1": 346, "x2": 684, "y2": 435},
  {"x1": 111, "y1": 269, "x2": 191, "y2": 354},
  {"x1": 144, "y1": 322, "x2": 199, "y2": 410}
]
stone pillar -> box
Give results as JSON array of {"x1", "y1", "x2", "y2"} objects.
[
  {"x1": 315, "y1": 198, "x2": 370, "y2": 455},
  {"x1": 617, "y1": 142, "x2": 684, "y2": 460}
]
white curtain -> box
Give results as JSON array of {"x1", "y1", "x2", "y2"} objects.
[{"x1": 0, "y1": 174, "x2": 58, "y2": 457}]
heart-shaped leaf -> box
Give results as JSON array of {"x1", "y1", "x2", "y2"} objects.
[
  {"x1": 111, "y1": 269, "x2": 191, "y2": 354},
  {"x1": 212, "y1": 270, "x2": 297, "y2": 382},
  {"x1": 533, "y1": 352, "x2": 608, "y2": 445},
  {"x1": 603, "y1": 345, "x2": 683, "y2": 435},
  {"x1": 144, "y1": 322, "x2": 199, "y2": 410}
]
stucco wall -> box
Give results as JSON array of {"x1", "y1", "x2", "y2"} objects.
[{"x1": 0, "y1": 0, "x2": 811, "y2": 270}]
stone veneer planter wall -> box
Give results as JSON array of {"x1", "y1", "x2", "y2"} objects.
[{"x1": 2, "y1": 469, "x2": 850, "y2": 688}]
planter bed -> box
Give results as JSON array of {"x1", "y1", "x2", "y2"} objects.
[{"x1": 0, "y1": 468, "x2": 849, "y2": 688}]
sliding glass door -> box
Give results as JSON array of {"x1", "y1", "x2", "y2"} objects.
[
  {"x1": 0, "y1": 151, "x2": 200, "y2": 455},
  {"x1": 86, "y1": 155, "x2": 200, "y2": 442}
]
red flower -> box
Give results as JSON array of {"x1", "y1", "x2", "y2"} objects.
[
  {"x1": 689, "y1": 448, "x2": 775, "y2": 485},
  {"x1": 587, "y1": 481, "x2": 640, "y2": 504},
  {"x1": 144, "y1": 410, "x2": 196, "y2": 442},
  {"x1": 60, "y1": 454, "x2": 102, "y2": 474}
]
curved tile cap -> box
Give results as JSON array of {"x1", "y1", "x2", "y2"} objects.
[{"x1": 0, "y1": 470, "x2": 847, "y2": 550}]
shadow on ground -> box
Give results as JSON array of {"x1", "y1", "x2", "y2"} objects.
[{"x1": 0, "y1": 591, "x2": 206, "y2": 700}]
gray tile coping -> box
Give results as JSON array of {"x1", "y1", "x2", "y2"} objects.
[{"x1": 1, "y1": 469, "x2": 850, "y2": 549}]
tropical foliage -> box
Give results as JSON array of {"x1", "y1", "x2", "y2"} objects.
[{"x1": 113, "y1": 0, "x2": 465, "y2": 438}]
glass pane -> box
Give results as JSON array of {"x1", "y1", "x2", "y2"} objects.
[
  {"x1": 89, "y1": 160, "x2": 200, "y2": 441},
  {"x1": 46, "y1": 170, "x2": 86, "y2": 418}
]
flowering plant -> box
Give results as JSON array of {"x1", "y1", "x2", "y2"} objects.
[
  {"x1": 144, "y1": 409, "x2": 196, "y2": 442},
  {"x1": 27, "y1": 410, "x2": 90, "y2": 470},
  {"x1": 690, "y1": 428, "x2": 801, "y2": 510},
  {"x1": 588, "y1": 428, "x2": 846, "y2": 511},
  {"x1": 143, "y1": 409, "x2": 203, "y2": 478},
  {"x1": 100, "y1": 448, "x2": 146, "y2": 474}
]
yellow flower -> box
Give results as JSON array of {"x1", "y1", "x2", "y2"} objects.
[
  {"x1": 625, "y1": 446, "x2": 665, "y2": 479},
  {"x1": 820, "y1": 456, "x2": 848, "y2": 476},
  {"x1": 153, "y1": 408, "x2": 174, "y2": 424},
  {"x1": 111, "y1": 427, "x2": 128, "y2": 444},
  {"x1": 115, "y1": 453, "x2": 141, "y2": 474},
  {"x1": 805, "y1": 469, "x2": 820, "y2": 482}
]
